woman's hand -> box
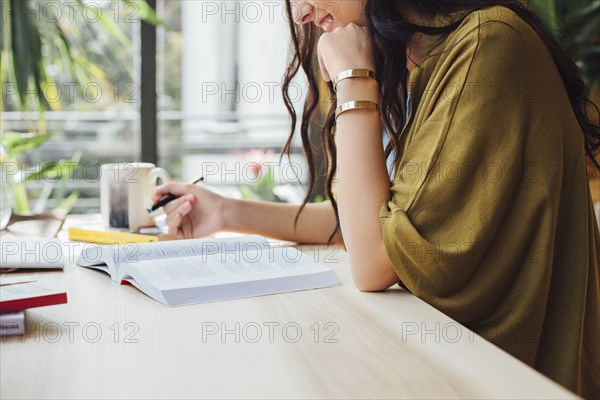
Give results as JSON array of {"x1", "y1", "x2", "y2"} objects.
[
  {"x1": 152, "y1": 182, "x2": 226, "y2": 239},
  {"x1": 317, "y1": 23, "x2": 376, "y2": 82}
]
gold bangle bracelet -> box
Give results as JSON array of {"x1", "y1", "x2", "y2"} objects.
[
  {"x1": 332, "y1": 69, "x2": 378, "y2": 92},
  {"x1": 335, "y1": 100, "x2": 381, "y2": 121}
]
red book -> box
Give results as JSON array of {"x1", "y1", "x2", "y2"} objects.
[{"x1": 0, "y1": 282, "x2": 67, "y2": 313}]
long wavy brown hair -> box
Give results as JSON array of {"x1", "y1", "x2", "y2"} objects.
[{"x1": 280, "y1": 0, "x2": 600, "y2": 243}]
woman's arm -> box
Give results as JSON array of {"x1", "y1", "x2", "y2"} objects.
[
  {"x1": 223, "y1": 200, "x2": 343, "y2": 245},
  {"x1": 333, "y1": 78, "x2": 399, "y2": 292},
  {"x1": 316, "y1": 24, "x2": 399, "y2": 292},
  {"x1": 151, "y1": 182, "x2": 342, "y2": 245}
]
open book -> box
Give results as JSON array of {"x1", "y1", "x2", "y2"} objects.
[{"x1": 76, "y1": 235, "x2": 341, "y2": 306}]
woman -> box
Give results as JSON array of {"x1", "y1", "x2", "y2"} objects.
[{"x1": 154, "y1": 0, "x2": 599, "y2": 395}]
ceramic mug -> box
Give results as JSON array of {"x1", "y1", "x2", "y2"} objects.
[{"x1": 100, "y1": 163, "x2": 170, "y2": 232}]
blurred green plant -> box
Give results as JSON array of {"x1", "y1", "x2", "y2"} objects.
[
  {"x1": 1, "y1": 132, "x2": 80, "y2": 213},
  {"x1": 0, "y1": 0, "x2": 159, "y2": 214},
  {"x1": 531, "y1": 0, "x2": 600, "y2": 93},
  {"x1": 0, "y1": 0, "x2": 160, "y2": 114}
]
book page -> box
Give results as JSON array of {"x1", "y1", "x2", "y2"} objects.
[
  {"x1": 0, "y1": 282, "x2": 65, "y2": 302},
  {"x1": 77, "y1": 235, "x2": 270, "y2": 269},
  {"x1": 124, "y1": 246, "x2": 332, "y2": 291}
]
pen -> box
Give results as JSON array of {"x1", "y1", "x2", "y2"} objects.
[{"x1": 147, "y1": 176, "x2": 204, "y2": 214}]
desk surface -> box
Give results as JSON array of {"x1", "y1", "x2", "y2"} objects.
[{"x1": 0, "y1": 215, "x2": 575, "y2": 399}]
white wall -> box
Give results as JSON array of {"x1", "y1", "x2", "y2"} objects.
[{"x1": 180, "y1": 1, "x2": 308, "y2": 184}]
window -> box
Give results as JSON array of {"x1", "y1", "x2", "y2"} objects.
[
  {"x1": 2, "y1": 0, "x2": 142, "y2": 212},
  {"x1": 2, "y1": 0, "x2": 310, "y2": 213},
  {"x1": 158, "y1": 0, "x2": 308, "y2": 200}
]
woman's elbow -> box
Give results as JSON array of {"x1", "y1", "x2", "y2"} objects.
[
  {"x1": 350, "y1": 262, "x2": 399, "y2": 292},
  {"x1": 348, "y1": 242, "x2": 398, "y2": 292},
  {"x1": 354, "y1": 280, "x2": 390, "y2": 292}
]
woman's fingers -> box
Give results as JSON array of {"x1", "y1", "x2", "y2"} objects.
[
  {"x1": 172, "y1": 199, "x2": 194, "y2": 219},
  {"x1": 162, "y1": 194, "x2": 194, "y2": 214},
  {"x1": 314, "y1": 22, "x2": 376, "y2": 85},
  {"x1": 166, "y1": 213, "x2": 182, "y2": 236},
  {"x1": 164, "y1": 197, "x2": 195, "y2": 238},
  {"x1": 151, "y1": 180, "x2": 222, "y2": 239},
  {"x1": 164, "y1": 199, "x2": 192, "y2": 224}
]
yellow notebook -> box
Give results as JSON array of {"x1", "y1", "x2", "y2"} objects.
[{"x1": 68, "y1": 227, "x2": 169, "y2": 244}]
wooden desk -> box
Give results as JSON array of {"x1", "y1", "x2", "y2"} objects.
[{"x1": 0, "y1": 215, "x2": 575, "y2": 399}]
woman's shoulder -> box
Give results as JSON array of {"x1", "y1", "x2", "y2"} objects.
[
  {"x1": 427, "y1": 4, "x2": 554, "y2": 78},
  {"x1": 445, "y1": 5, "x2": 546, "y2": 54},
  {"x1": 462, "y1": 4, "x2": 530, "y2": 27}
]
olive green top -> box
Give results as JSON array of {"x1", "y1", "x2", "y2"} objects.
[{"x1": 379, "y1": 6, "x2": 600, "y2": 397}]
